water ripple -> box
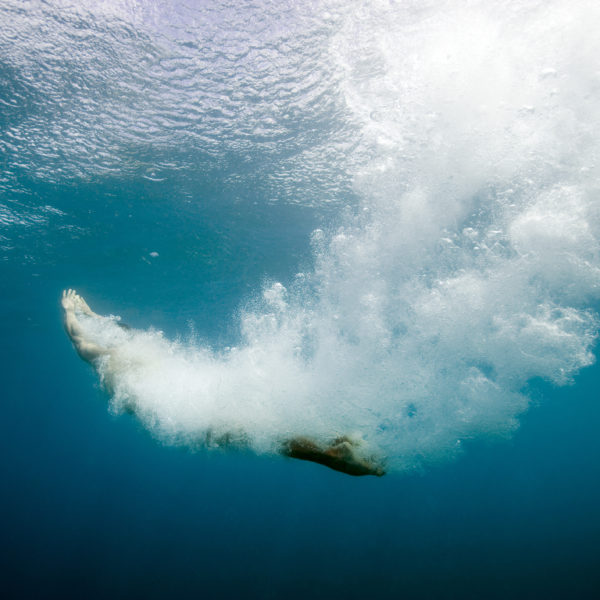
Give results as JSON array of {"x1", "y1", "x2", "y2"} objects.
[{"x1": 0, "y1": 0, "x2": 356, "y2": 206}]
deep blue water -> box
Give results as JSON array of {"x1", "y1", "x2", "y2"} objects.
[
  {"x1": 3, "y1": 283, "x2": 600, "y2": 599},
  {"x1": 2, "y1": 2, "x2": 600, "y2": 598}
]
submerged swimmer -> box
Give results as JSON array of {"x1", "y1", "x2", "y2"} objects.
[{"x1": 61, "y1": 289, "x2": 385, "y2": 477}]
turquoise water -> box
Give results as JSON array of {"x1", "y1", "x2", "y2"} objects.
[{"x1": 2, "y1": 1, "x2": 600, "y2": 597}]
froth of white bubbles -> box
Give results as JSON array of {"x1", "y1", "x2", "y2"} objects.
[
  {"x1": 313, "y1": 0, "x2": 600, "y2": 464},
  {"x1": 74, "y1": 0, "x2": 600, "y2": 471}
]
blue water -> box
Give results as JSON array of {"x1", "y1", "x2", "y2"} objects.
[{"x1": 2, "y1": 1, "x2": 600, "y2": 598}]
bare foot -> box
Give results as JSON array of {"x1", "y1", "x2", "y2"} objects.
[
  {"x1": 325, "y1": 436, "x2": 386, "y2": 477},
  {"x1": 282, "y1": 435, "x2": 386, "y2": 477}
]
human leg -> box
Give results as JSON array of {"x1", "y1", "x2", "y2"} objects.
[{"x1": 282, "y1": 435, "x2": 385, "y2": 476}]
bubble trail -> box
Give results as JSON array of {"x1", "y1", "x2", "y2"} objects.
[{"x1": 11, "y1": 0, "x2": 598, "y2": 471}]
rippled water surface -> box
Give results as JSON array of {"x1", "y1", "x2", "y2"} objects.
[{"x1": 2, "y1": 1, "x2": 600, "y2": 598}]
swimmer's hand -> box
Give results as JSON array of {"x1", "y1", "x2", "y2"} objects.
[
  {"x1": 61, "y1": 288, "x2": 77, "y2": 312},
  {"x1": 61, "y1": 289, "x2": 106, "y2": 361},
  {"x1": 61, "y1": 289, "x2": 97, "y2": 317}
]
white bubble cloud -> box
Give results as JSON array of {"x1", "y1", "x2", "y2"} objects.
[{"x1": 71, "y1": 0, "x2": 600, "y2": 471}]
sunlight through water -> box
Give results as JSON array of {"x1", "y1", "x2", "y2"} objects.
[{"x1": 2, "y1": 0, "x2": 600, "y2": 471}]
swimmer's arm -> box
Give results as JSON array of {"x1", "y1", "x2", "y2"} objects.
[
  {"x1": 64, "y1": 312, "x2": 105, "y2": 362},
  {"x1": 61, "y1": 289, "x2": 107, "y2": 362}
]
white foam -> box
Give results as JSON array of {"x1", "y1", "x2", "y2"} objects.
[{"x1": 77, "y1": 0, "x2": 600, "y2": 471}]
